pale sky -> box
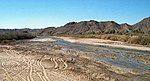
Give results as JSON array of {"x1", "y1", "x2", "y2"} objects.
[{"x1": 0, "y1": 0, "x2": 150, "y2": 29}]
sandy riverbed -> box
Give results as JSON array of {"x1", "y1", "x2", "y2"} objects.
[
  {"x1": 58, "y1": 37, "x2": 150, "y2": 52},
  {"x1": 29, "y1": 38, "x2": 56, "y2": 42},
  {"x1": 0, "y1": 37, "x2": 149, "y2": 81}
]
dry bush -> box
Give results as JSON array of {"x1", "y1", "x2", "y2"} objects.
[
  {"x1": 69, "y1": 34, "x2": 150, "y2": 46},
  {"x1": 139, "y1": 36, "x2": 150, "y2": 45},
  {"x1": 94, "y1": 35, "x2": 102, "y2": 39},
  {"x1": 84, "y1": 34, "x2": 95, "y2": 38},
  {"x1": 128, "y1": 36, "x2": 140, "y2": 44},
  {"x1": 100, "y1": 34, "x2": 111, "y2": 39},
  {"x1": 0, "y1": 31, "x2": 36, "y2": 44},
  {"x1": 117, "y1": 35, "x2": 129, "y2": 42},
  {"x1": 109, "y1": 35, "x2": 118, "y2": 41}
]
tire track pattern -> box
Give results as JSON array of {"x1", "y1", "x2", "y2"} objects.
[{"x1": 0, "y1": 49, "x2": 72, "y2": 81}]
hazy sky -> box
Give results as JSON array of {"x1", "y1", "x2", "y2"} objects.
[{"x1": 0, "y1": 0, "x2": 150, "y2": 29}]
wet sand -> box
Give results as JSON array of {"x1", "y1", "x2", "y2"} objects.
[{"x1": 58, "y1": 37, "x2": 150, "y2": 52}]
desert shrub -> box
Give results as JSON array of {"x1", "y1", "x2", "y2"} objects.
[
  {"x1": 105, "y1": 35, "x2": 112, "y2": 39},
  {"x1": 128, "y1": 36, "x2": 141, "y2": 44},
  {"x1": 127, "y1": 35, "x2": 150, "y2": 45},
  {"x1": 100, "y1": 35, "x2": 107, "y2": 39},
  {"x1": 66, "y1": 34, "x2": 150, "y2": 46},
  {"x1": 0, "y1": 31, "x2": 36, "y2": 44},
  {"x1": 84, "y1": 34, "x2": 95, "y2": 38},
  {"x1": 109, "y1": 35, "x2": 118, "y2": 41},
  {"x1": 139, "y1": 36, "x2": 150, "y2": 45},
  {"x1": 118, "y1": 35, "x2": 129, "y2": 42},
  {"x1": 0, "y1": 39, "x2": 16, "y2": 45},
  {"x1": 95, "y1": 35, "x2": 102, "y2": 39},
  {"x1": 100, "y1": 34, "x2": 111, "y2": 39}
]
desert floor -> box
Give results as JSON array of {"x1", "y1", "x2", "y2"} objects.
[{"x1": 0, "y1": 36, "x2": 149, "y2": 81}]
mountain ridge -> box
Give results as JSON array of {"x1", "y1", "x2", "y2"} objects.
[
  {"x1": 0, "y1": 17, "x2": 150, "y2": 36},
  {"x1": 40, "y1": 17, "x2": 150, "y2": 35}
]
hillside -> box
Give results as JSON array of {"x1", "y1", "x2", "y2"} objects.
[
  {"x1": 0, "y1": 17, "x2": 150, "y2": 44},
  {"x1": 0, "y1": 17, "x2": 149, "y2": 36},
  {"x1": 133, "y1": 17, "x2": 150, "y2": 34},
  {"x1": 40, "y1": 17, "x2": 150, "y2": 35}
]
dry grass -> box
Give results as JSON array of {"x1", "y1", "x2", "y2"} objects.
[{"x1": 64, "y1": 34, "x2": 150, "y2": 46}]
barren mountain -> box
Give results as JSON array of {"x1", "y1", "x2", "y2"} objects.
[
  {"x1": 133, "y1": 17, "x2": 150, "y2": 34},
  {"x1": 0, "y1": 17, "x2": 150, "y2": 36},
  {"x1": 40, "y1": 17, "x2": 150, "y2": 35}
]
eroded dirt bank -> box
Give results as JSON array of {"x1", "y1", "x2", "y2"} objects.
[{"x1": 0, "y1": 37, "x2": 149, "y2": 81}]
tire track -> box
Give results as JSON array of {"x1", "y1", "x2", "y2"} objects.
[
  {"x1": 1, "y1": 48, "x2": 76, "y2": 81},
  {"x1": 41, "y1": 58, "x2": 54, "y2": 69},
  {"x1": 4, "y1": 50, "x2": 22, "y2": 65},
  {"x1": 5, "y1": 50, "x2": 14, "y2": 60},
  {"x1": 39, "y1": 58, "x2": 51, "y2": 81},
  {"x1": 60, "y1": 58, "x2": 68, "y2": 70},
  {"x1": 23, "y1": 58, "x2": 34, "y2": 81},
  {"x1": 12, "y1": 55, "x2": 29, "y2": 76},
  {"x1": 27, "y1": 76, "x2": 30, "y2": 81},
  {"x1": 50, "y1": 71, "x2": 77, "y2": 81},
  {"x1": 2, "y1": 50, "x2": 19, "y2": 81},
  {"x1": 53, "y1": 58, "x2": 58, "y2": 69},
  {"x1": 34, "y1": 70, "x2": 44, "y2": 81},
  {"x1": 18, "y1": 75, "x2": 26, "y2": 81},
  {"x1": 1, "y1": 50, "x2": 19, "y2": 81},
  {"x1": 10, "y1": 56, "x2": 29, "y2": 81},
  {"x1": 33, "y1": 56, "x2": 45, "y2": 81},
  {"x1": 29, "y1": 60, "x2": 34, "y2": 81},
  {"x1": 58, "y1": 58, "x2": 63, "y2": 69},
  {"x1": 1, "y1": 64, "x2": 13, "y2": 81},
  {"x1": 42, "y1": 76, "x2": 47, "y2": 81},
  {"x1": 2, "y1": 60, "x2": 21, "y2": 78},
  {"x1": 48, "y1": 58, "x2": 55, "y2": 68},
  {"x1": 14, "y1": 75, "x2": 26, "y2": 81},
  {"x1": 49, "y1": 58, "x2": 55, "y2": 68}
]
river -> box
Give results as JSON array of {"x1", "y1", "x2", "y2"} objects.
[{"x1": 23, "y1": 36, "x2": 150, "y2": 73}]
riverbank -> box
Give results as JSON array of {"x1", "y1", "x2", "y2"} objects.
[{"x1": 58, "y1": 36, "x2": 150, "y2": 52}]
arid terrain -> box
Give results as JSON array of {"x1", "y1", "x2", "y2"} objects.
[
  {"x1": 0, "y1": 36, "x2": 149, "y2": 81},
  {"x1": 0, "y1": 0, "x2": 149, "y2": 81},
  {"x1": 58, "y1": 37, "x2": 150, "y2": 51}
]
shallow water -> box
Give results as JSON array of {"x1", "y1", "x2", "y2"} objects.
[{"x1": 25, "y1": 36, "x2": 150, "y2": 72}]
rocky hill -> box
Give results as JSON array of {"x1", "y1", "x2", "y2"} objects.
[
  {"x1": 40, "y1": 17, "x2": 150, "y2": 35},
  {"x1": 133, "y1": 17, "x2": 150, "y2": 34},
  {"x1": 0, "y1": 17, "x2": 150, "y2": 36}
]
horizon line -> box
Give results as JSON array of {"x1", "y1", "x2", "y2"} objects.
[{"x1": 0, "y1": 17, "x2": 149, "y2": 29}]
